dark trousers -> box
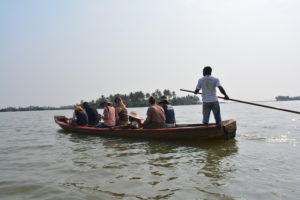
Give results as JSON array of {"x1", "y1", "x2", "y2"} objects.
[{"x1": 202, "y1": 101, "x2": 221, "y2": 124}]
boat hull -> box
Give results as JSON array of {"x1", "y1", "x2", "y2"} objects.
[{"x1": 54, "y1": 116, "x2": 236, "y2": 140}]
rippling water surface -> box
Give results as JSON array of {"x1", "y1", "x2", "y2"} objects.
[{"x1": 0, "y1": 101, "x2": 300, "y2": 200}]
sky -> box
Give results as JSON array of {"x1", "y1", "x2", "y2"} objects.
[{"x1": 1, "y1": 0, "x2": 300, "y2": 108}]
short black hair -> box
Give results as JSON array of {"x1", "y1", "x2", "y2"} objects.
[
  {"x1": 203, "y1": 66, "x2": 212, "y2": 75},
  {"x1": 82, "y1": 102, "x2": 88, "y2": 107}
]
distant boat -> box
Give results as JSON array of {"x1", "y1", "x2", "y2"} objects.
[{"x1": 54, "y1": 116, "x2": 236, "y2": 141}]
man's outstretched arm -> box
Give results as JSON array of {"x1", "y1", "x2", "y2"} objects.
[{"x1": 218, "y1": 86, "x2": 229, "y2": 100}]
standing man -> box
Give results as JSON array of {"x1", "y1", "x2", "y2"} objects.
[{"x1": 194, "y1": 66, "x2": 229, "y2": 125}]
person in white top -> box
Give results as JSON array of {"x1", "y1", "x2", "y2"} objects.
[{"x1": 194, "y1": 66, "x2": 229, "y2": 125}]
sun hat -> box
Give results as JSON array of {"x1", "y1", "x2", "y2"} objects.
[
  {"x1": 128, "y1": 112, "x2": 141, "y2": 119},
  {"x1": 159, "y1": 96, "x2": 170, "y2": 104},
  {"x1": 100, "y1": 99, "x2": 112, "y2": 106}
]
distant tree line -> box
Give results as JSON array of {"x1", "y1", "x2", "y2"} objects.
[
  {"x1": 0, "y1": 89, "x2": 200, "y2": 112},
  {"x1": 0, "y1": 105, "x2": 74, "y2": 112},
  {"x1": 275, "y1": 96, "x2": 300, "y2": 101},
  {"x1": 81, "y1": 89, "x2": 200, "y2": 108}
]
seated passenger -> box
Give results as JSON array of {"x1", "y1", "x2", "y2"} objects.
[
  {"x1": 143, "y1": 96, "x2": 166, "y2": 129},
  {"x1": 97, "y1": 99, "x2": 116, "y2": 128},
  {"x1": 158, "y1": 96, "x2": 176, "y2": 128},
  {"x1": 70, "y1": 105, "x2": 88, "y2": 126},
  {"x1": 114, "y1": 97, "x2": 129, "y2": 126},
  {"x1": 128, "y1": 112, "x2": 143, "y2": 129},
  {"x1": 82, "y1": 102, "x2": 100, "y2": 126}
]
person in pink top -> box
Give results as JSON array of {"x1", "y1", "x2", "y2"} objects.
[{"x1": 98, "y1": 99, "x2": 116, "y2": 128}]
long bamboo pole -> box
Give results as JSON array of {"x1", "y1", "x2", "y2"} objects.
[{"x1": 180, "y1": 89, "x2": 300, "y2": 115}]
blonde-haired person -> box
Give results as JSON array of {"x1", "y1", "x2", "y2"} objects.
[{"x1": 114, "y1": 97, "x2": 129, "y2": 126}]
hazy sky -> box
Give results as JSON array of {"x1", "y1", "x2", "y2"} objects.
[{"x1": 1, "y1": 0, "x2": 300, "y2": 108}]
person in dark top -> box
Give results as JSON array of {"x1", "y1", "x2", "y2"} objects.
[
  {"x1": 70, "y1": 105, "x2": 88, "y2": 126},
  {"x1": 82, "y1": 102, "x2": 100, "y2": 126},
  {"x1": 158, "y1": 96, "x2": 176, "y2": 128}
]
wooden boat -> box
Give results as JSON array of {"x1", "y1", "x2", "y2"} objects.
[{"x1": 54, "y1": 116, "x2": 236, "y2": 140}]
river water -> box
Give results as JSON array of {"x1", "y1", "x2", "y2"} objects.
[{"x1": 0, "y1": 101, "x2": 299, "y2": 200}]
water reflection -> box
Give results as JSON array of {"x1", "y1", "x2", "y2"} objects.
[
  {"x1": 63, "y1": 134, "x2": 238, "y2": 199},
  {"x1": 198, "y1": 141, "x2": 238, "y2": 179},
  {"x1": 142, "y1": 140, "x2": 238, "y2": 180}
]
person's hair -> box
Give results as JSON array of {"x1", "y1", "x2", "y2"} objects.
[
  {"x1": 203, "y1": 66, "x2": 212, "y2": 76},
  {"x1": 149, "y1": 96, "x2": 156, "y2": 105},
  {"x1": 114, "y1": 97, "x2": 126, "y2": 107},
  {"x1": 82, "y1": 102, "x2": 88, "y2": 107}
]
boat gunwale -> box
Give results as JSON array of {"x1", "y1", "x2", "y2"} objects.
[{"x1": 54, "y1": 118, "x2": 219, "y2": 132}]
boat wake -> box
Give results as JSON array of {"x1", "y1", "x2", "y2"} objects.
[{"x1": 237, "y1": 134, "x2": 299, "y2": 146}]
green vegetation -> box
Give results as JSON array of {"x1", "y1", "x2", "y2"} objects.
[
  {"x1": 82, "y1": 89, "x2": 200, "y2": 108},
  {"x1": 275, "y1": 96, "x2": 300, "y2": 101},
  {"x1": 0, "y1": 105, "x2": 73, "y2": 112},
  {"x1": 0, "y1": 89, "x2": 200, "y2": 112}
]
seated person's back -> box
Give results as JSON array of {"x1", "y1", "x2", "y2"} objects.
[
  {"x1": 82, "y1": 102, "x2": 100, "y2": 125},
  {"x1": 103, "y1": 105, "x2": 116, "y2": 127},
  {"x1": 159, "y1": 96, "x2": 176, "y2": 128},
  {"x1": 143, "y1": 96, "x2": 166, "y2": 129},
  {"x1": 114, "y1": 97, "x2": 129, "y2": 126},
  {"x1": 72, "y1": 106, "x2": 88, "y2": 126},
  {"x1": 97, "y1": 99, "x2": 116, "y2": 128}
]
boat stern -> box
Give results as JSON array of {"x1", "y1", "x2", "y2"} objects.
[{"x1": 222, "y1": 119, "x2": 237, "y2": 139}]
